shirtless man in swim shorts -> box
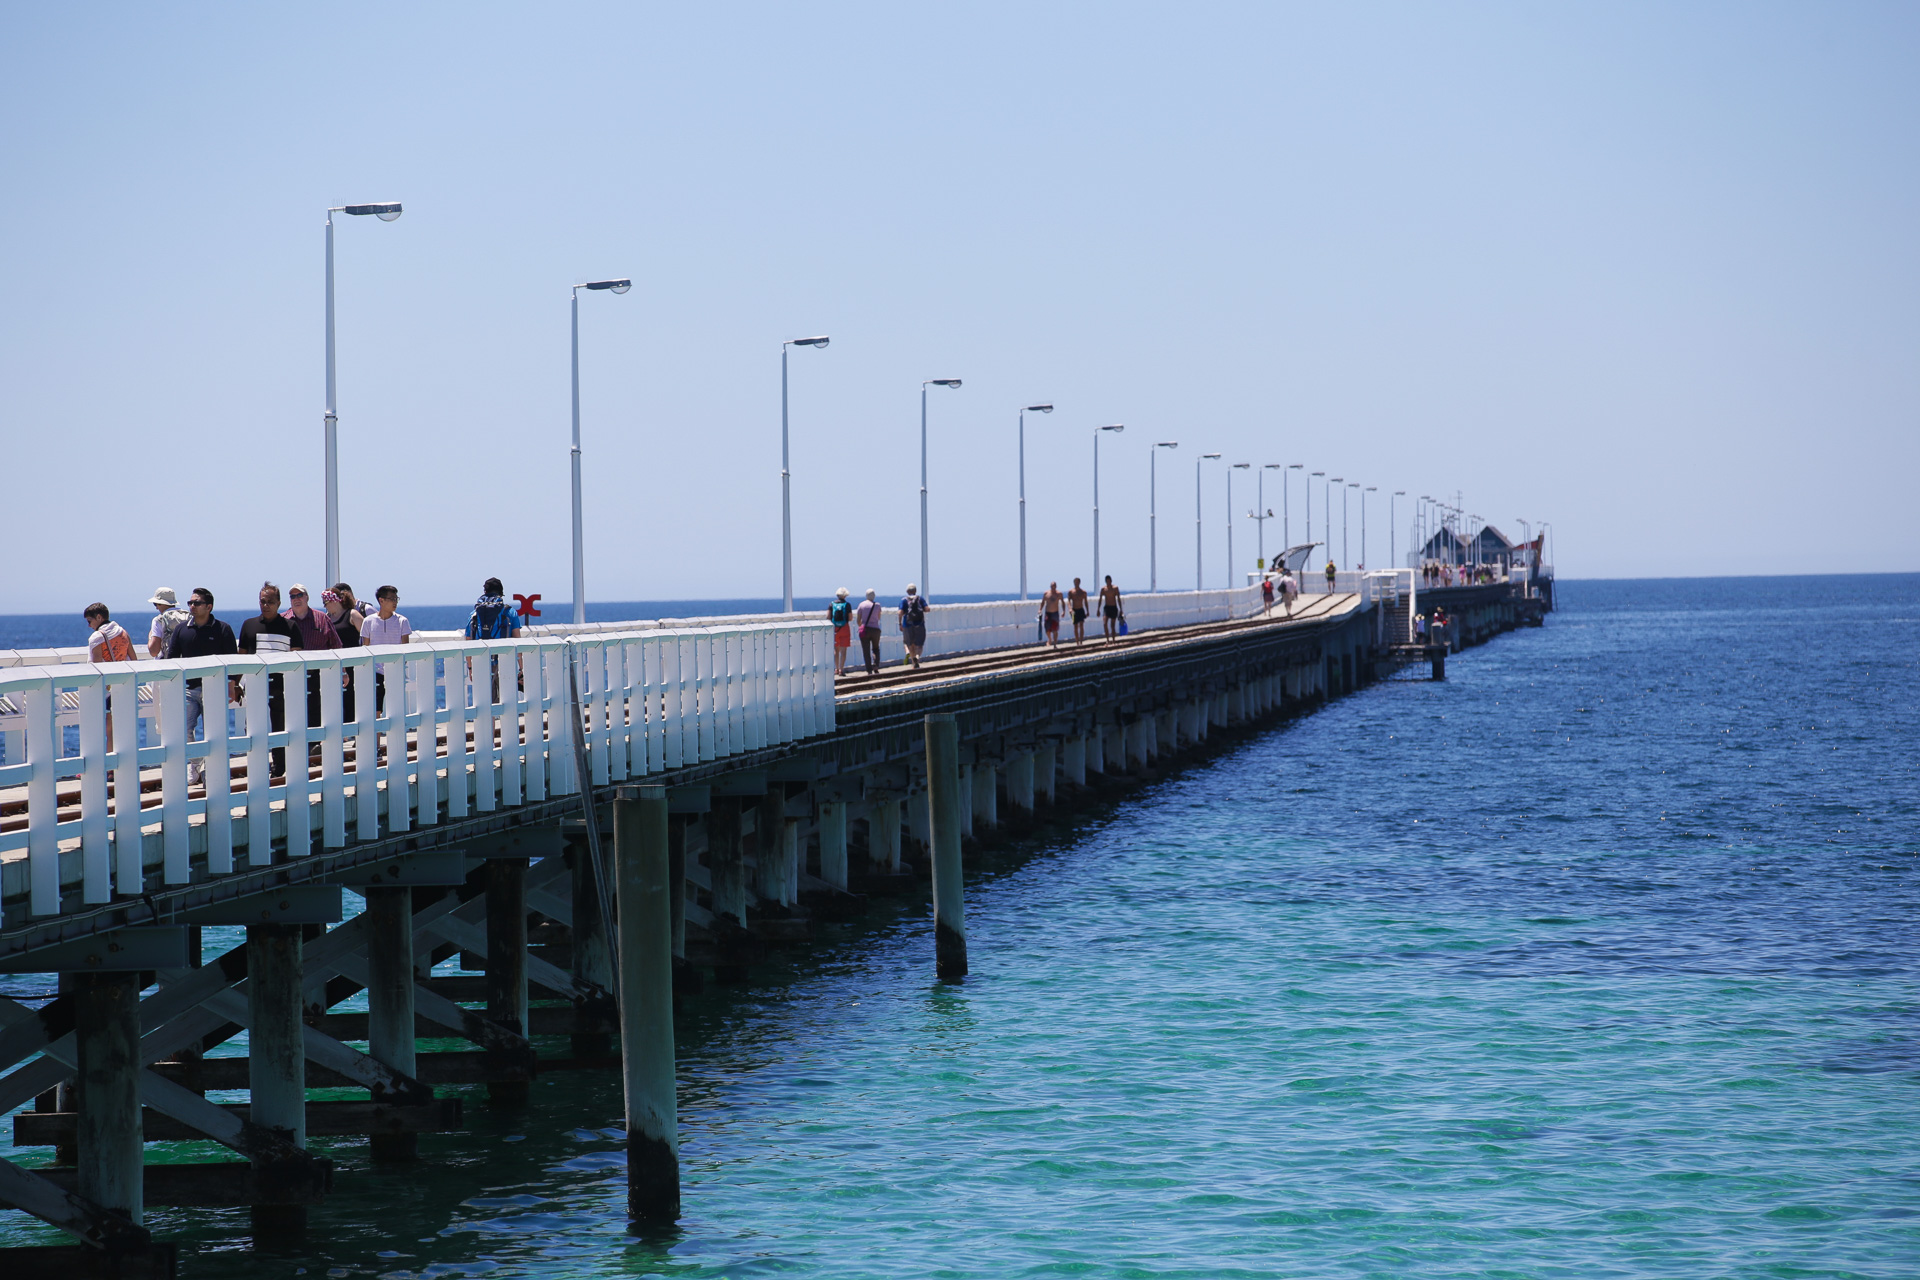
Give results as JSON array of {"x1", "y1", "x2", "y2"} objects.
[
  {"x1": 1099, "y1": 576, "x2": 1123, "y2": 642},
  {"x1": 1039, "y1": 581, "x2": 1066, "y2": 648},
  {"x1": 1068, "y1": 578, "x2": 1090, "y2": 644}
]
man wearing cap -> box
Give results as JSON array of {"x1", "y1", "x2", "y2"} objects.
[
  {"x1": 147, "y1": 587, "x2": 191, "y2": 659},
  {"x1": 283, "y1": 584, "x2": 341, "y2": 746}
]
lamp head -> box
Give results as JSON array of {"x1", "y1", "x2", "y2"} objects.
[
  {"x1": 1157, "y1": 441, "x2": 1178, "y2": 449},
  {"x1": 1026, "y1": 403, "x2": 1053, "y2": 413},
  {"x1": 341, "y1": 202, "x2": 403, "y2": 221},
  {"x1": 1099, "y1": 424, "x2": 1124, "y2": 433},
  {"x1": 1264, "y1": 463, "x2": 1282, "y2": 469},
  {"x1": 1202, "y1": 452, "x2": 1221, "y2": 459},
  {"x1": 930, "y1": 378, "x2": 962, "y2": 388},
  {"x1": 791, "y1": 335, "x2": 830, "y2": 347},
  {"x1": 1232, "y1": 462, "x2": 1250, "y2": 470},
  {"x1": 1312, "y1": 470, "x2": 1325, "y2": 477},
  {"x1": 1289, "y1": 463, "x2": 1303, "y2": 470},
  {"x1": 584, "y1": 279, "x2": 632, "y2": 293}
]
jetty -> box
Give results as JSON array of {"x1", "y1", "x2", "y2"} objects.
[{"x1": 0, "y1": 567, "x2": 1549, "y2": 1274}]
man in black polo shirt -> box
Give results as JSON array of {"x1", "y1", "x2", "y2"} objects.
[
  {"x1": 237, "y1": 582, "x2": 304, "y2": 778},
  {"x1": 167, "y1": 587, "x2": 237, "y2": 788}
]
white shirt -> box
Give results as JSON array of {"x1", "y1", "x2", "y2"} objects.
[{"x1": 361, "y1": 611, "x2": 413, "y2": 647}]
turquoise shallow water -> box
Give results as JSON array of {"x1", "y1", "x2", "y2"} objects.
[{"x1": 4, "y1": 574, "x2": 1917, "y2": 1277}]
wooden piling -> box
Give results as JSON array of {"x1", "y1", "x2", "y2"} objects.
[
  {"x1": 612, "y1": 786, "x2": 680, "y2": 1226},
  {"x1": 1006, "y1": 752, "x2": 1035, "y2": 812},
  {"x1": 923, "y1": 715, "x2": 968, "y2": 979},
  {"x1": 569, "y1": 837, "x2": 614, "y2": 993},
  {"x1": 363, "y1": 887, "x2": 418, "y2": 1161},
  {"x1": 246, "y1": 923, "x2": 306, "y2": 1230},
  {"x1": 667, "y1": 816, "x2": 688, "y2": 962},
  {"x1": 72, "y1": 971, "x2": 142, "y2": 1225},
  {"x1": 1035, "y1": 743, "x2": 1058, "y2": 803},
  {"x1": 818, "y1": 801, "x2": 849, "y2": 890},
  {"x1": 483, "y1": 859, "x2": 529, "y2": 1103},
  {"x1": 708, "y1": 799, "x2": 747, "y2": 928}
]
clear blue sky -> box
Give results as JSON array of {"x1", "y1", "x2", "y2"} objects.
[{"x1": 3, "y1": 3, "x2": 1915, "y2": 615}]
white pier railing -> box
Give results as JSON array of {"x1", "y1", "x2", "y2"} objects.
[{"x1": 0, "y1": 622, "x2": 833, "y2": 926}]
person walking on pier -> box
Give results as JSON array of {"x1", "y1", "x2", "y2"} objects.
[
  {"x1": 1280, "y1": 567, "x2": 1298, "y2": 616},
  {"x1": 167, "y1": 588, "x2": 236, "y2": 785},
  {"x1": 146, "y1": 586, "x2": 190, "y2": 658},
  {"x1": 1324, "y1": 559, "x2": 1337, "y2": 592},
  {"x1": 360, "y1": 585, "x2": 412, "y2": 716},
  {"x1": 856, "y1": 589, "x2": 884, "y2": 675},
  {"x1": 829, "y1": 588, "x2": 854, "y2": 676},
  {"x1": 1260, "y1": 575, "x2": 1274, "y2": 615},
  {"x1": 84, "y1": 603, "x2": 137, "y2": 753},
  {"x1": 467, "y1": 577, "x2": 522, "y2": 703},
  {"x1": 1068, "y1": 578, "x2": 1090, "y2": 644},
  {"x1": 899, "y1": 584, "x2": 930, "y2": 668},
  {"x1": 1040, "y1": 581, "x2": 1066, "y2": 648},
  {"x1": 323, "y1": 587, "x2": 362, "y2": 721},
  {"x1": 284, "y1": 584, "x2": 340, "y2": 758},
  {"x1": 1099, "y1": 576, "x2": 1124, "y2": 642},
  {"x1": 239, "y1": 582, "x2": 302, "y2": 779}
]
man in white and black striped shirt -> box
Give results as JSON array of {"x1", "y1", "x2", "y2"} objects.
[{"x1": 238, "y1": 581, "x2": 303, "y2": 778}]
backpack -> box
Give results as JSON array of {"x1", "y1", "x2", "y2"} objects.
[
  {"x1": 155, "y1": 607, "x2": 189, "y2": 656},
  {"x1": 469, "y1": 604, "x2": 516, "y2": 640},
  {"x1": 829, "y1": 601, "x2": 852, "y2": 627},
  {"x1": 902, "y1": 595, "x2": 926, "y2": 626}
]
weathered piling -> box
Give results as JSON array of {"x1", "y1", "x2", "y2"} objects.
[
  {"x1": 483, "y1": 858, "x2": 530, "y2": 1103},
  {"x1": 246, "y1": 923, "x2": 306, "y2": 1230},
  {"x1": 923, "y1": 714, "x2": 968, "y2": 979},
  {"x1": 818, "y1": 801, "x2": 849, "y2": 890},
  {"x1": 73, "y1": 971, "x2": 142, "y2": 1225},
  {"x1": 363, "y1": 887, "x2": 418, "y2": 1161},
  {"x1": 612, "y1": 786, "x2": 679, "y2": 1226}
]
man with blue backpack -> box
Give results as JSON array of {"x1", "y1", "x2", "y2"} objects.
[
  {"x1": 898, "y1": 583, "x2": 931, "y2": 669},
  {"x1": 466, "y1": 577, "x2": 522, "y2": 702}
]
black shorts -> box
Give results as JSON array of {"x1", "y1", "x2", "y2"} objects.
[
  {"x1": 1072, "y1": 608, "x2": 1087, "y2": 624},
  {"x1": 1103, "y1": 605, "x2": 1120, "y2": 619}
]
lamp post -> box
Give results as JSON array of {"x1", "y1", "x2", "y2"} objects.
[
  {"x1": 1363, "y1": 486, "x2": 1376, "y2": 570},
  {"x1": 322, "y1": 201, "x2": 402, "y2": 589},
  {"x1": 1257, "y1": 464, "x2": 1282, "y2": 568},
  {"x1": 1286, "y1": 463, "x2": 1303, "y2": 560},
  {"x1": 570, "y1": 277, "x2": 632, "y2": 624},
  {"x1": 1228, "y1": 463, "x2": 1249, "y2": 585},
  {"x1": 1309, "y1": 471, "x2": 1323, "y2": 566},
  {"x1": 921, "y1": 379, "x2": 962, "y2": 597},
  {"x1": 1392, "y1": 491, "x2": 1405, "y2": 568},
  {"x1": 1327, "y1": 477, "x2": 1341, "y2": 569},
  {"x1": 779, "y1": 336, "x2": 830, "y2": 613},
  {"x1": 1017, "y1": 404, "x2": 1053, "y2": 600},
  {"x1": 1092, "y1": 425, "x2": 1125, "y2": 585},
  {"x1": 1197, "y1": 453, "x2": 1221, "y2": 588},
  {"x1": 1343, "y1": 481, "x2": 1357, "y2": 568},
  {"x1": 1150, "y1": 441, "x2": 1178, "y2": 591}
]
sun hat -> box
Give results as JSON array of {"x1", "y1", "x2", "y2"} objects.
[
  {"x1": 149, "y1": 587, "x2": 178, "y2": 608},
  {"x1": 835, "y1": 587, "x2": 849, "y2": 599}
]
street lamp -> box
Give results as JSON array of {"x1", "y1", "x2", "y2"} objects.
[
  {"x1": 1327, "y1": 477, "x2": 1342, "y2": 569},
  {"x1": 322, "y1": 200, "x2": 402, "y2": 589},
  {"x1": 1309, "y1": 472, "x2": 1324, "y2": 569},
  {"x1": 1343, "y1": 481, "x2": 1357, "y2": 569},
  {"x1": 1197, "y1": 453, "x2": 1221, "y2": 588},
  {"x1": 1392, "y1": 491, "x2": 1406, "y2": 568},
  {"x1": 569, "y1": 278, "x2": 632, "y2": 624},
  {"x1": 1228, "y1": 463, "x2": 1249, "y2": 585},
  {"x1": 1092, "y1": 425, "x2": 1125, "y2": 586},
  {"x1": 1256, "y1": 464, "x2": 1282, "y2": 568},
  {"x1": 1286, "y1": 463, "x2": 1304, "y2": 557},
  {"x1": 779, "y1": 336, "x2": 830, "y2": 613},
  {"x1": 1363, "y1": 486, "x2": 1376, "y2": 570},
  {"x1": 1150, "y1": 441, "x2": 1178, "y2": 591},
  {"x1": 1017, "y1": 404, "x2": 1053, "y2": 600},
  {"x1": 921, "y1": 379, "x2": 962, "y2": 597}
]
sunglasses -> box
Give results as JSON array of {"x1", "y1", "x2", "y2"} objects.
[{"x1": 289, "y1": 591, "x2": 308, "y2": 600}]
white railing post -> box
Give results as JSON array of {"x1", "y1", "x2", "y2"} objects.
[
  {"x1": 73, "y1": 666, "x2": 110, "y2": 904},
  {"x1": 277, "y1": 655, "x2": 311, "y2": 857},
  {"x1": 241, "y1": 661, "x2": 272, "y2": 864},
  {"x1": 184, "y1": 657, "x2": 234, "y2": 874},
  {"x1": 153, "y1": 665, "x2": 190, "y2": 883},
  {"x1": 408, "y1": 648, "x2": 439, "y2": 826},
  {"x1": 347, "y1": 650, "x2": 377, "y2": 842},
  {"x1": 445, "y1": 642, "x2": 471, "y2": 820},
  {"x1": 320, "y1": 651, "x2": 347, "y2": 848},
  {"x1": 104, "y1": 665, "x2": 143, "y2": 892},
  {"x1": 21, "y1": 672, "x2": 59, "y2": 917},
  {"x1": 473, "y1": 640, "x2": 498, "y2": 813}
]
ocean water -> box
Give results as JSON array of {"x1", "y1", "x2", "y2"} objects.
[{"x1": 2, "y1": 574, "x2": 1916, "y2": 1277}]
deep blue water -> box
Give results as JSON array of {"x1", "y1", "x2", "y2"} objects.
[{"x1": 2, "y1": 574, "x2": 1915, "y2": 1277}]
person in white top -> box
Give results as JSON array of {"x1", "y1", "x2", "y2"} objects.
[
  {"x1": 854, "y1": 589, "x2": 885, "y2": 676},
  {"x1": 360, "y1": 585, "x2": 412, "y2": 718},
  {"x1": 147, "y1": 586, "x2": 190, "y2": 658}
]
